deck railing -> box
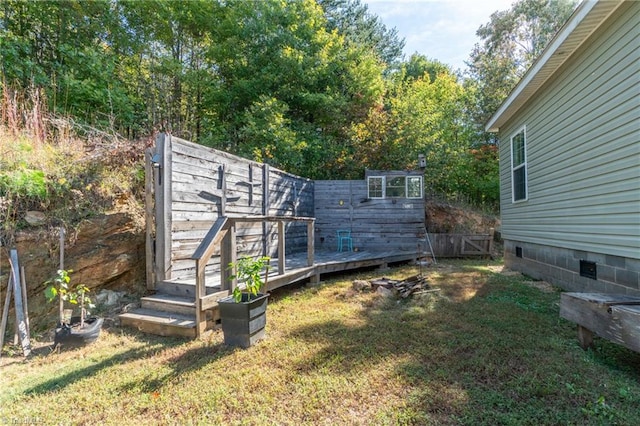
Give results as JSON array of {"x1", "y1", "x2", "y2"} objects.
[{"x1": 190, "y1": 215, "x2": 315, "y2": 336}]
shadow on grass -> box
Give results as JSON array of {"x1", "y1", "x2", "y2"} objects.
[
  {"x1": 23, "y1": 329, "x2": 192, "y2": 396},
  {"x1": 115, "y1": 336, "x2": 232, "y2": 394},
  {"x1": 284, "y1": 268, "x2": 640, "y2": 424}
]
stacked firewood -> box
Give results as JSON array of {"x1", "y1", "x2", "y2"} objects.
[{"x1": 369, "y1": 275, "x2": 440, "y2": 298}]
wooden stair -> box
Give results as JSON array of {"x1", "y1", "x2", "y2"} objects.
[{"x1": 119, "y1": 284, "x2": 230, "y2": 338}]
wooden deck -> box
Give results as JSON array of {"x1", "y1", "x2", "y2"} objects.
[
  {"x1": 163, "y1": 249, "x2": 419, "y2": 293},
  {"x1": 120, "y1": 248, "x2": 419, "y2": 338}
]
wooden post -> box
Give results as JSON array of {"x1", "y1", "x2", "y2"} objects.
[
  {"x1": 488, "y1": 228, "x2": 495, "y2": 259},
  {"x1": 307, "y1": 220, "x2": 314, "y2": 267},
  {"x1": 155, "y1": 133, "x2": 172, "y2": 282},
  {"x1": 278, "y1": 221, "x2": 285, "y2": 275},
  {"x1": 0, "y1": 276, "x2": 13, "y2": 358},
  {"x1": 144, "y1": 148, "x2": 156, "y2": 290},
  {"x1": 577, "y1": 325, "x2": 593, "y2": 350},
  {"x1": 20, "y1": 266, "x2": 29, "y2": 340},
  {"x1": 10, "y1": 250, "x2": 30, "y2": 357},
  {"x1": 195, "y1": 258, "x2": 206, "y2": 337},
  {"x1": 219, "y1": 164, "x2": 227, "y2": 216},
  {"x1": 262, "y1": 164, "x2": 270, "y2": 256},
  {"x1": 221, "y1": 222, "x2": 237, "y2": 291}
]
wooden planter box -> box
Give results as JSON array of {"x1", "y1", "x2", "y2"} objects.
[{"x1": 218, "y1": 293, "x2": 268, "y2": 348}]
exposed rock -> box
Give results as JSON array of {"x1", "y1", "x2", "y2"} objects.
[
  {"x1": 375, "y1": 286, "x2": 393, "y2": 298},
  {"x1": 425, "y1": 200, "x2": 499, "y2": 234},
  {"x1": 352, "y1": 280, "x2": 369, "y2": 291},
  {"x1": 24, "y1": 211, "x2": 46, "y2": 226},
  {"x1": 1, "y1": 212, "x2": 145, "y2": 332},
  {"x1": 95, "y1": 289, "x2": 126, "y2": 307}
]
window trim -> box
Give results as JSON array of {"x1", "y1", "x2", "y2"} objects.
[
  {"x1": 406, "y1": 176, "x2": 423, "y2": 199},
  {"x1": 367, "y1": 175, "x2": 423, "y2": 199},
  {"x1": 367, "y1": 176, "x2": 384, "y2": 199},
  {"x1": 510, "y1": 126, "x2": 528, "y2": 203}
]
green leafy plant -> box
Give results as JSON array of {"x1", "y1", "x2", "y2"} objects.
[
  {"x1": 228, "y1": 256, "x2": 271, "y2": 303},
  {"x1": 44, "y1": 269, "x2": 95, "y2": 327}
]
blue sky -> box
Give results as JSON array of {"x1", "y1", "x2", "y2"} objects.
[{"x1": 362, "y1": 0, "x2": 514, "y2": 71}]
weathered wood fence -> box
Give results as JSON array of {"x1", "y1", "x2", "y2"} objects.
[
  {"x1": 314, "y1": 180, "x2": 425, "y2": 253},
  {"x1": 429, "y1": 233, "x2": 494, "y2": 258},
  {"x1": 146, "y1": 134, "x2": 314, "y2": 289}
]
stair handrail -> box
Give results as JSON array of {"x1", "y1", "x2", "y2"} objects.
[
  {"x1": 191, "y1": 216, "x2": 230, "y2": 336},
  {"x1": 190, "y1": 215, "x2": 315, "y2": 337}
]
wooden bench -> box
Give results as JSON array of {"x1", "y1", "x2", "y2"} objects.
[{"x1": 560, "y1": 292, "x2": 640, "y2": 353}]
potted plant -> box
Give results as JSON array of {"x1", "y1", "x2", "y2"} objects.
[
  {"x1": 218, "y1": 256, "x2": 270, "y2": 348},
  {"x1": 44, "y1": 269, "x2": 104, "y2": 347}
]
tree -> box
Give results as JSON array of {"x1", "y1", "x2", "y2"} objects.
[
  {"x1": 317, "y1": 0, "x2": 405, "y2": 71},
  {"x1": 466, "y1": 0, "x2": 578, "y2": 125}
]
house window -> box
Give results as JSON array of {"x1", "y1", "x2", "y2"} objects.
[
  {"x1": 368, "y1": 176, "x2": 384, "y2": 198},
  {"x1": 386, "y1": 176, "x2": 405, "y2": 197},
  {"x1": 367, "y1": 175, "x2": 423, "y2": 199},
  {"x1": 511, "y1": 127, "x2": 527, "y2": 202},
  {"x1": 407, "y1": 176, "x2": 423, "y2": 198}
]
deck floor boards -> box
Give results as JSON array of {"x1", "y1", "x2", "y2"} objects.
[{"x1": 166, "y1": 249, "x2": 418, "y2": 291}]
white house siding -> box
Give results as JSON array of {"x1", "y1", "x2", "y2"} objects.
[{"x1": 498, "y1": 2, "x2": 640, "y2": 295}]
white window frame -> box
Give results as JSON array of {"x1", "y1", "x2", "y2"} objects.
[
  {"x1": 367, "y1": 175, "x2": 423, "y2": 199},
  {"x1": 510, "y1": 126, "x2": 528, "y2": 203},
  {"x1": 367, "y1": 176, "x2": 384, "y2": 199},
  {"x1": 406, "y1": 176, "x2": 423, "y2": 199}
]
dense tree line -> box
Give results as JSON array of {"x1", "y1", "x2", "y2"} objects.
[{"x1": 0, "y1": 0, "x2": 577, "y2": 209}]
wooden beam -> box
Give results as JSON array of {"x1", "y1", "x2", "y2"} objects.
[
  {"x1": 10, "y1": 250, "x2": 30, "y2": 357},
  {"x1": 560, "y1": 292, "x2": 640, "y2": 353},
  {"x1": 195, "y1": 258, "x2": 206, "y2": 338},
  {"x1": 219, "y1": 164, "x2": 227, "y2": 216},
  {"x1": 155, "y1": 133, "x2": 173, "y2": 281},
  {"x1": 220, "y1": 223, "x2": 237, "y2": 291},
  {"x1": 191, "y1": 217, "x2": 229, "y2": 261},
  {"x1": 144, "y1": 148, "x2": 155, "y2": 290},
  {"x1": 307, "y1": 221, "x2": 314, "y2": 267},
  {"x1": 262, "y1": 163, "x2": 270, "y2": 256},
  {"x1": 278, "y1": 221, "x2": 285, "y2": 275},
  {"x1": 0, "y1": 275, "x2": 13, "y2": 358}
]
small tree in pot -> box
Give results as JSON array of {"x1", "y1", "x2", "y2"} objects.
[
  {"x1": 44, "y1": 269, "x2": 103, "y2": 347},
  {"x1": 218, "y1": 256, "x2": 270, "y2": 348}
]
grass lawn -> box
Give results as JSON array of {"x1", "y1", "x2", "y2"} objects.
[{"x1": 1, "y1": 260, "x2": 639, "y2": 425}]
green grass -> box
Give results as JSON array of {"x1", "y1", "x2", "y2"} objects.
[{"x1": 2, "y1": 260, "x2": 639, "y2": 425}]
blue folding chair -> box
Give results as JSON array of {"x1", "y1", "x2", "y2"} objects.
[{"x1": 337, "y1": 230, "x2": 353, "y2": 252}]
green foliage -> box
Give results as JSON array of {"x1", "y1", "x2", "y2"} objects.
[
  {"x1": 0, "y1": 168, "x2": 47, "y2": 199},
  {"x1": 467, "y1": 0, "x2": 578, "y2": 125},
  {"x1": 228, "y1": 256, "x2": 271, "y2": 303},
  {"x1": 44, "y1": 269, "x2": 95, "y2": 325},
  {"x1": 0, "y1": 0, "x2": 519, "y2": 210}
]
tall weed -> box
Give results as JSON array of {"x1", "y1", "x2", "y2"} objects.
[{"x1": 0, "y1": 85, "x2": 145, "y2": 246}]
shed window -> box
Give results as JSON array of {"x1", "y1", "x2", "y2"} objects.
[
  {"x1": 386, "y1": 176, "x2": 406, "y2": 197},
  {"x1": 511, "y1": 127, "x2": 527, "y2": 202},
  {"x1": 407, "y1": 176, "x2": 423, "y2": 198},
  {"x1": 367, "y1": 175, "x2": 423, "y2": 199},
  {"x1": 368, "y1": 177, "x2": 384, "y2": 198}
]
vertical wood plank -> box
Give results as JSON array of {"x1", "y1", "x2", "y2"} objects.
[
  {"x1": 262, "y1": 164, "x2": 270, "y2": 256},
  {"x1": 278, "y1": 221, "x2": 285, "y2": 275},
  {"x1": 0, "y1": 276, "x2": 13, "y2": 358},
  {"x1": 155, "y1": 133, "x2": 173, "y2": 281},
  {"x1": 10, "y1": 250, "x2": 30, "y2": 357},
  {"x1": 20, "y1": 266, "x2": 29, "y2": 340},
  {"x1": 221, "y1": 223, "x2": 237, "y2": 291},
  {"x1": 195, "y1": 259, "x2": 206, "y2": 337},
  {"x1": 307, "y1": 221, "x2": 314, "y2": 267},
  {"x1": 219, "y1": 164, "x2": 227, "y2": 216},
  {"x1": 144, "y1": 148, "x2": 155, "y2": 290}
]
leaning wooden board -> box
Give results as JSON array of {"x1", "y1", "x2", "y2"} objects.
[{"x1": 559, "y1": 292, "x2": 640, "y2": 353}]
